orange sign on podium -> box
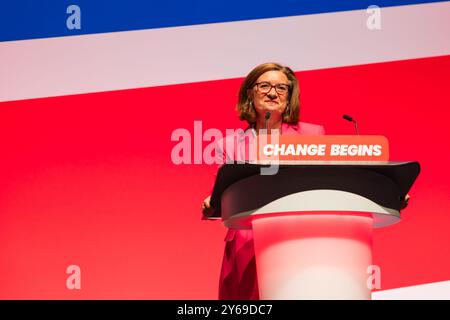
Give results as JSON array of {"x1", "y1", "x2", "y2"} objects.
[{"x1": 256, "y1": 135, "x2": 389, "y2": 162}]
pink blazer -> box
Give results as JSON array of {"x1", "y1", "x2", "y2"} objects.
[{"x1": 214, "y1": 121, "x2": 325, "y2": 298}]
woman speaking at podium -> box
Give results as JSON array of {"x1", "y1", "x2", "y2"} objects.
[{"x1": 202, "y1": 62, "x2": 325, "y2": 299}]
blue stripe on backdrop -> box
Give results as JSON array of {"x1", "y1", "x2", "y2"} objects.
[{"x1": 0, "y1": 0, "x2": 448, "y2": 42}]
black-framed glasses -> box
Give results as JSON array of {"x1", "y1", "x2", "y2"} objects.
[{"x1": 254, "y1": 82, "x2": 290, "y2": 95}]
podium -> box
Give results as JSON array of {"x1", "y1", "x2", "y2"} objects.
[{"x1": 209, "y1": 161, "x2": 420, "y2": 299}]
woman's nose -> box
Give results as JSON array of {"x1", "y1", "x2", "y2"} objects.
[{"x1": 267, "y1": 88, "x2": 277, "y2": 98}]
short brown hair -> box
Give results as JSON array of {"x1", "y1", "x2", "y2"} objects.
[{"x1": 236, "y1": 62, "x2": 300, "y2": 125}]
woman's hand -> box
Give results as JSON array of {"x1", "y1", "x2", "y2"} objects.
[
  {"x1": 201, "y1": 195, "x2": 214, "y2": 217},
  {"x1": 400, "y1": 194, "x2": 410, "y2": 210}
]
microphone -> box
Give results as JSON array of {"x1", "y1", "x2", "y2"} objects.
[
  {"x1": 265, "y1": 112, "x2": 271, "y2": 133},
  {"x1": 343, "y1": 114, "x2": 359, "y2": 135}
]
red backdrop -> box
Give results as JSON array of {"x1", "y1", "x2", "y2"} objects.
[{"x1": 0, "y1": 55, "x2": 449, "y2": 298}]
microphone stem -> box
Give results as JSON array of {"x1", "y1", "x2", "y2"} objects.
[
  {"x1": 353, "y1": 121, "x2": 359, "y2": 135},
  {"x1": 265, "y1": 112, "x2": 271, "y2": 134}
]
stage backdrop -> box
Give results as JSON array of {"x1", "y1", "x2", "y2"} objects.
[{"x1": 0, "y1": 1, "x2": 449, "y2": 298}]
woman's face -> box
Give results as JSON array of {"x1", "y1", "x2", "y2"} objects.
[{"x1": 251, "y1": 70, "x2": 290, "y2": 117}]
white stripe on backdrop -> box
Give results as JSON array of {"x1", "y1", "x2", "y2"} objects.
[{"x1": 1, "y1": 2, "x2": 449, "y2": 102}]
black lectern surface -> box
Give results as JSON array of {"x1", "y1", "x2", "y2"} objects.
[{"x1": 207, "y1": 161, "x2": 420, "y2": 219}]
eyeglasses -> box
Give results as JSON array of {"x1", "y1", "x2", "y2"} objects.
[{"x1": 254, "y1": 82, "x2": 290, "y2": 95}]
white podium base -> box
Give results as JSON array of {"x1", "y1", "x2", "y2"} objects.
[{"x1": 252, "y1": 213, "x2": 373, "y2": 300}]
